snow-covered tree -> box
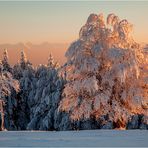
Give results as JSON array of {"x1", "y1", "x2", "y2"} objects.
[
  {"x1": 2, "y1": 49, "x2": 12, "y2": 72},
  {"x1": 13, "y1": 50, "x2": 35, "y2": 130},
  {"x1": 48, "y1": 53, "x2": 60, "y2": 69},
  {"x1": 47, "y1": 53, "x2": 54, "y2": 68},
  {"x1": 0, "y1": 60, "x2": 19, "y2": 130},
  {"x1": 13, "y1": 50, "x2": 33, "y2": 79},
  {"x1": 27, "y1": 54, "x2": 64, "y2": 130},
  {"x1": 20, "y1": 50, "x2": 27, "y2": 68},
  {"x1": 59, "y1": 13, "x2": 147, "y2": 129}
]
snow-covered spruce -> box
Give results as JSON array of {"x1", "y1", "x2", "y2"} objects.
[
  {"x1": 13, "y1": 50, "x2": 35, "y2": 130},
  {"x1": 0, "y1": 60, "x2": 19, "y2": 130},
  {"x1": 59, "y1": 13, "x2": 148, "y2": 129},
  {"x1": 2, "y1": 49, "x2": 12, "y2": 73},
  {"x1": 27, "y1": 54, "x2": 65, "y2": 130}
]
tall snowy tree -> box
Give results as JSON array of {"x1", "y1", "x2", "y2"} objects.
[
  {"x1": 27, "y1": 54, "x2": 65, "y2": 130},
  {"x1": 13, "y1": 50, "x2": 33, "y2": 79},
  {"x1": 48, "y1": 53, "x2": 60, "y2": 69},
  {"x1": 2, "y1": 49, "x2": 12, "y2": 72},
  {"x1": 59, "y1": 13, "x2": 147, "y2": 129},
  {"x1": 47, "y1": 53, "x2": 54, "y2": 68},
  {"x1": 20, "y1": 50, "x2": 27, "y2": 68},
  {"x1": 0, "y1": 60, "x2": 19, "y2": 130},
  {"x1": 13, "y1": 50, "x2": 35, "y2": 130}
]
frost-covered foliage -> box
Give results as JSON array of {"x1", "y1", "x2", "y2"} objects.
[
  {"x1": 27, "y1": 54, "x2": 65, "y2": 130},
  {"x1": 59, "y1": 13, "x2": 147, "y2": 129},
  {"x1": 13, "y1": 50, "x2": 35, "y2": 130},
  {"x1": 2, "y1": 49, "x2": 12, "y2": 72},
  {"x1": 0, "y1": 62, "x2": 19, "y2": 99},
  {"x1": 0, "y1": 60, "x2": 19, "y2": 130}
]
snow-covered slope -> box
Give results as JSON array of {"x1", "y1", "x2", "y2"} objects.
[{"x1": 0, "y1": 130, "x2": 148, "y2": 147}]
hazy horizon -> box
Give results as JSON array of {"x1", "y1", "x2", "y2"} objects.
[{"x1": 0, "y1": 42, "x2": 69, "y2": 66}]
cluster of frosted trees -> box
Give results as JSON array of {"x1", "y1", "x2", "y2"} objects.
[
  {"x1": 0, "y1": 49, "x2": 65, "y2": 130},
  {"x1": 0, "y1": 13, "x2": 147, "y2": 131}
]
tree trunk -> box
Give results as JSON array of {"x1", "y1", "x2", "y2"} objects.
[{"x1": 0, "y1": 100, "x2": 5, "y2": 131}]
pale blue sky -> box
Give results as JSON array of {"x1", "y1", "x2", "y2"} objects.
[{"x1": 0, "y1": 1, "x2": 147, "y2": 44}]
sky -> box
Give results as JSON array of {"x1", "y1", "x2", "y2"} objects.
[
  {"x1": 0, "y1": 1, "x2": 147, "y2": 66},
  {"x1": 0, "y1": 1, "x2": 148, "y2": 44}
]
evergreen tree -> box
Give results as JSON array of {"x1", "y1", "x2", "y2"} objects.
[
  {"x1": 2, "y1": 49, "x2": 12, "y2": 72},
  {"x1": 47, "y1": 53, "x2": 54, "y2": 68},
  {"x1": 47, "y1": 53, "x2": 60, "y2": 69},
  {"x1": 20, "y1": 49, "x2": 27, "y2": 69},
  {"x1": 13, "y1": 50, "x2": 35, "y2": 130},
  {"x1": 27, "y1": 54, "x2": 64, "y2": 130},
  {"x1": 0, "y1": 60, "x2": 19, "y2": 130}
]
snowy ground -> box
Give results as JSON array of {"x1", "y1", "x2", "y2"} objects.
[{"x1": 0, "y1": 130, "x2": 148, "y2": 147}]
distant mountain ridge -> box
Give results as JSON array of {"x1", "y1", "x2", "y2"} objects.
[{"x1": 0, "y1": 42, "x2": 69, "y2": 66}]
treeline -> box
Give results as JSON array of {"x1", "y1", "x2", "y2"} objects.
[{"x1": 0, "y1": 49, "x2": 66, "y2": 130}]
